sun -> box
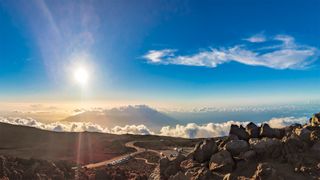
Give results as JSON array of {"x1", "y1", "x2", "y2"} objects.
[{"x1": 73, "y1": 67, "x2": 89, "y2": 86}]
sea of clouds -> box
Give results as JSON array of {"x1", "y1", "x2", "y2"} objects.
[{"x1": 0, "y1": 116, "x2": 308, "y2": 139}]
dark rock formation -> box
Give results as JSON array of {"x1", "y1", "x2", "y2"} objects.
[
  {"x1": 229, "y1": 125, "x2": 249, "y2": 141},
  {"x1": 192, "y1": 138, "x2": 217, "y2": 163},
  {"x1": 246, "y1": 122, "x2": 260, "y2": 138},
  {"x1": 224, "y1": 140, "x2": 249, "y2": 156},
  {"x1": 209, "y1": 150, "x2": 234, "y2": 173}
]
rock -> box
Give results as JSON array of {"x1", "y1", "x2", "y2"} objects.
[
  {"x1": 168, "y1": 171, "x2": 188, "y2": 180},
  {"x1": 311, "y1": 113, "x2": 320, "y2": 126},
  {"x1": 260, "y1": 124, "x2": 284, "y2": 139},
  {"x1": 311, "y1": 141, "x2": 320, "y2": 152},
  {"x1": 223, "y1": 173, "x2": 238, "y2": 180},
  {"x1": 283, "y1": 123, "x2": 302, "y2": 137},
  {"x1": 240, "y1": 150, "x2": 256, "y2": 161},
  {"x1": 164, "y1": 165, "x2": 180, "y2": 179},
  {"x1": 310, "y1": 130, "x2": 320, "y2": 143},
  {"x1": 249, "y1": 138, "x2": 282, "y2": 158},
  {"x1": 224, "y1": 140, "x2": 249, "y2": 156},
  {"x1": 194, "y1": 167, "x2": 215, "y2": 180},
  {"x1": 159, "y1": 157, "x2": 170, "y2": 172},
  {"x1": 229, "y1": 124, "x2": 249, "y2": 141},
  {"x1": 251, "y1": 163, "x2": 282, "y2": 180},
  {"x1": 282, "y1": 135, "x2": 305, "y2": 154},
  {"x1": 180, "y1": 159, "x2": 200, "y2": 170},
  {"x1": 193, "y1": 139, "x2": 218, "y2": 163},
  {"x1": 246, "y1": 122, "x2": 259, "y2": 138},
  {"x1": 228, "y1": 134, "x2": 239, "y2": 141},
  {"x1": 209, "y1": 150, "x2": 234, "y2": 173},
  {"x1": 294, "y1": 127, "x2": 312, "y2": 144}
]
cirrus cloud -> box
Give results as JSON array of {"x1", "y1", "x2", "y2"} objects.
[{"x1": 143, "y1": 34, "x2": 319, "y2": 70}]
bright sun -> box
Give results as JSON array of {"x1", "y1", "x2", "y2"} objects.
[{"x1": 73, "y1": 67, "x2": 89, "y2": 86}]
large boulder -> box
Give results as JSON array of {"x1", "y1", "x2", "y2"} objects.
[
  {"x1": 260, "y1": 124, "x2": 284, "y2": 139},
  {"x1": 224, "y1": 140, "x2": 249, "y2": 156},
  {"x1": 229, "y1": 124, "x2": 249, "y2": 141},
  {"x1": 193, "y1": 139, "x2": 217, "y2": 163},
  {"x1": 246, "y1": 122, "x2": 260, "y2": 138},
  {"x1": 209, "y1": 150, "x2": 234, "y2": 173},
  {"x1": 249, "y1": 138, "x2": 282, "y2": 158}
]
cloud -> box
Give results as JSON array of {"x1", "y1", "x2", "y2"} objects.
[
  {"x1": 143, "y1": 49, "x2": 176, "y2": 63},
  {"x1": 244, "y1": 33, "x2": 266, "y2": 43},
  {"x1": 110, "y1": 125, "x2": 153, "y2": 135},
  {"x1": 143, "y1": 34, "x2": 318, "y2": 70},
  {"x1": 267, "y1": 117, "x2": 307, "y2": 128},
  {"x1": 0, "y1": 116, "x2": 308, "y2": 138},
  {"x1": 160, "y1": 121, "x2": 248, "y2": 138}
]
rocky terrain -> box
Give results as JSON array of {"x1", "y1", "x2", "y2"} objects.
[
  {"x1": 0, "y1": 155, "x2": 75, "y2": 180},
  {"x1": 151, "y1": 114, "x2": 320, "y2": 180}
]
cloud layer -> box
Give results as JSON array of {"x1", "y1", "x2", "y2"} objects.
[
  {"x1": 144, "y1": 34, "x2": 318, "y2": 70},
  {"x1": 0, "y1": 116, "x2": 307, "y2": 138}
]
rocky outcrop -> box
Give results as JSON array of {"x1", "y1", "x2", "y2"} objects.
[
  {"x1": 192, "y1": 138, "x2": 217, "y2": 163},
  {"x1": 249, "y1": 138, "x2": 282, "y2": 158},
  {"x1": 260, "y1": 123, "x2": 284, "y2": 139},
  {"x1": 229, "y1": 125, "x2": 249, "y2": 141},
  {"x1": 0, "y1": 156, "x2": 74, "y2": 180},
  {"x1": 246, "y1": 122, "x2": 260, "y2": 138},
  {"x1": 209, "y1": 150, "x2": 234, "y2": 173},
  {"x1": 152, "y1": 113, "x2": 320, "y2": 180}
]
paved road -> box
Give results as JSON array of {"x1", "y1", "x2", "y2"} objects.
[{"x1": 83, "y1": 141, "x2": 160, "y2": 169}]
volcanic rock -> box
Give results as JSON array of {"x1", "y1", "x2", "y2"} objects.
[
  {"x1": 260, "y1": 123, "x2": 284, "y2": 139},
  {"x1": 249, "y1": 138, "x2": 282, "y2": 158},
  {"x1": 209, "y1": 150, "x2": 235, "y2": 173},
  {"x1": 246, "y1": 122, "x2": 260, "y2": 138},
  {"x1": 224, "y1": 140, "x2": 249, "y2": 156},
  {"x1": 229, "y1": 125, "x2": 249, "y2": 141},
  {"x1": 294, "y1": 127, "x2": 312, "y2": 144},
  {"x1": 251, "y1": 163, "x2": 282, "y2": 180},
  {"x1": 193, "y1": 138, "x2": 217, "y2": 163}
]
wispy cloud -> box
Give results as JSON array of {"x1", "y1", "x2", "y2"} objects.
[
  {"x1": 244, "y1": 33, "x2": 266, "y2": 43},
  {"x1": 143, "y1": 34, "x2": 318, "y2": 70}
]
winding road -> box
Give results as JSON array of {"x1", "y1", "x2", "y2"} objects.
[{"x1": 83, "y1": 141, "x2": 160, "y2": 169}]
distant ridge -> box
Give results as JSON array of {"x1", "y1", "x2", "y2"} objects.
[{"x1": 63, "y1": 105, "x2": 178, "y2": 132}]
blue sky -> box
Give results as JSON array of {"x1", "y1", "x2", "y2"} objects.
[{"x1": 1, "y1": 0, "x2": 320, "y2": 108}]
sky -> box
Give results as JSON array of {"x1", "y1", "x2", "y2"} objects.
[{"x1": 1, "y1": 0, "x2": 320, "y2": 109}]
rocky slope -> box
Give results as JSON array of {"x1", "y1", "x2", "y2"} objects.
[
  {"x1": 0, "y1": 155, "x2": 75, "y2": 180},
  {"x1": 151, "y1": 114, "x2": 320, "y2": 180}
]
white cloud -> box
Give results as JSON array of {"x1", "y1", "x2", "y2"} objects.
[
  {"x1": 160, "y1": 121, "x2": 248, "y2": 138},
  {"x1": 0, "y1": 116, "x2": 308, "y2": 138},
  {"x1": 111, "y1": 124, "x2": 153, "y2": 135},
  {"x1": 143, "y1": 34, "x2": 318, "y2": 70},
  {"x1": 143, "y1": 49, "x2": 176, "y2": 63},
  {"x1": 267, "y1": 117, "x2": 307, "y2": 128},
  {"x1": 244, "y1": 33, "x2": 266, "y2": 43}
]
